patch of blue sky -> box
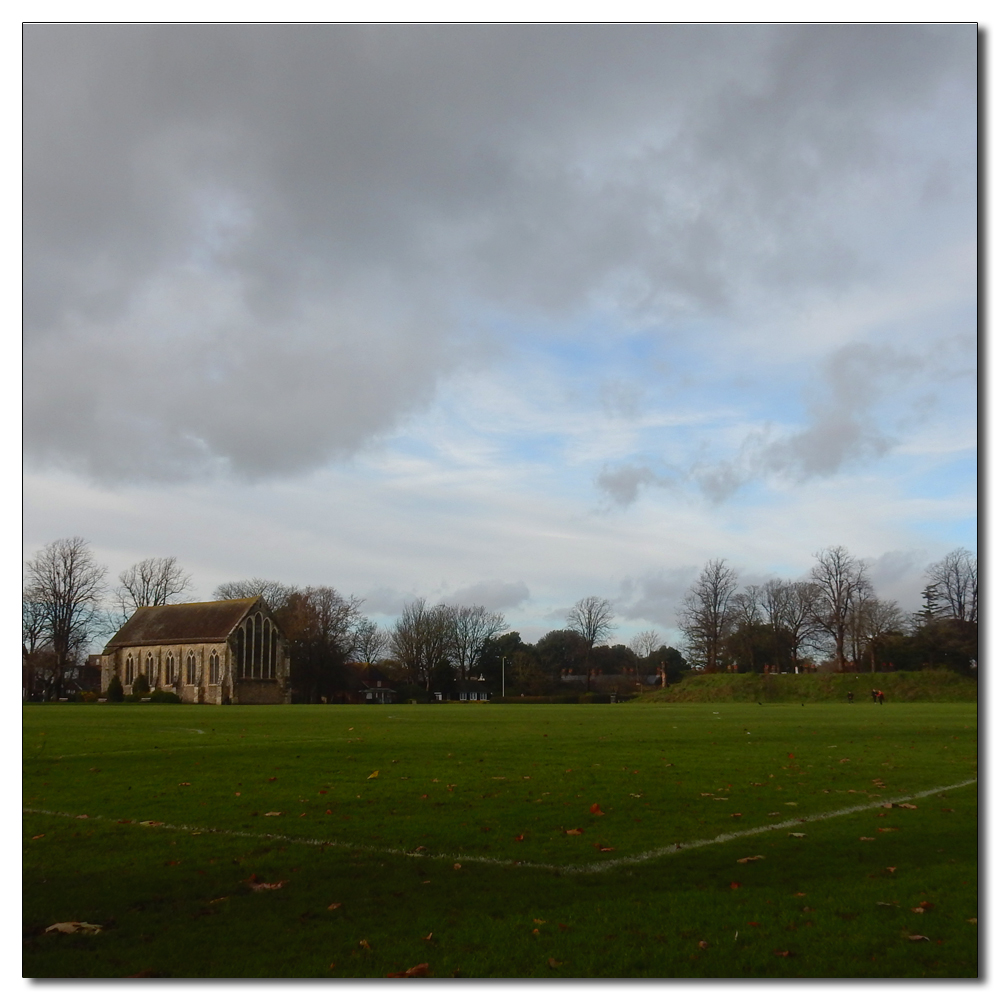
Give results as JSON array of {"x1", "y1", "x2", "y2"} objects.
[{"x1": 904, "y1": 516, "x2": 977, "y2": 554}]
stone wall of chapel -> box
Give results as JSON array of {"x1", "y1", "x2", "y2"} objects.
[
  {"x1": 101, "y1": 641, "x2": 236, "y2": 704},
  {"x1": 101, "y1": 637, "x2": 290, "y2": 704}
]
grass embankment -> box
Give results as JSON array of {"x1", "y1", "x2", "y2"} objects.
[
  {"x1": 23, "y1": 703, "x2": 978, "y2": 978},
  {"x1": 642, "y1": 670, "x2": 977, "y2": 704}
]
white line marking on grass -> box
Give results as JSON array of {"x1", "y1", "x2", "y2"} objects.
[{"x1": 24, "y1": 777, "x2": 976, "y2": 874}]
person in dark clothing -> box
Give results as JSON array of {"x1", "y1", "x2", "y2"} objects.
[
  {"x1": 871, "y1": 689, "x2": 878, "y2": 703},
  {"x1": 877, "y1": 690, "x2": 884, "y2": 705},
  {"x1": 847, "y1": 691, "x2": 854, "y2": 703}
]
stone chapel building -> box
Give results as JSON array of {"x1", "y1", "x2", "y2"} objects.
[{"x1": 100, "y1": 597, "x2": 291, "y2": 705}]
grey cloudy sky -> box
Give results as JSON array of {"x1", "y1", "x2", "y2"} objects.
[{"x1": 23, "y1": 24, "x2": 977, "y2": 643}]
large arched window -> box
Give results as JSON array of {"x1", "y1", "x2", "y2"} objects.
[
  {"x1": 125, "y1": 654, "x2": 135, "y2": 685},
  {"x1": 209, "y1": 650, "x2": 220, "y2": 685},
  {"x1": 234, "y1": 615, "x2": 278, "y2": 680},
  {"x1": 252, "y1": 613, "x2": 263, "y2": 678},
  {"x1": 234, "y1": 627, "x2": 245, "y2": 678},
  {"x1": 262, "y1": 618, "x2": 272, "y2": 679},
  {"x1": 165, "y1": 653, "x2": 175, "y2": 685},
  {"x1": 145, "y1": 653, "x2": 155, "y2": 684},
  {"x1": 186, "y1": 651, "x2": 197, "y2": 685}
]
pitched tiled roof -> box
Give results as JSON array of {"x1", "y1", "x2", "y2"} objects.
[{"x1": 103, "y1": 598, "x2": 261, "y2": 650}]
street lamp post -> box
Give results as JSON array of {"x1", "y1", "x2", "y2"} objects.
[{"x1": 501, "y1": 656, "x2": 506, "y2": 699}]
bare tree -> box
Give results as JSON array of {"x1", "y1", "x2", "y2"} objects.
[
  {"x1": 450, "y1": 605, "x2": 509, "y2": 682},
  {"x1": 809, "y1": 546, "x2": 871, "y2": 672},
  {"x1": 629, "y1": 629, "x2": 663, "y2": 659},
  {"x1": 391, "y1": 599, "x2": 454, "y2": 691},
  {"x1": 213, "y1": 578, "x2": 295, "y2": 612},
  {"x1": 22, "y1": 587, "x2": 48, "y2": 658},
  {"x1": 280, "y1": 586, "x2": 365, "y2": 702},
  {"x1": 729, "y1": 585, "x2": 763, "y2": 631},
  {"x1": 567, "y1": 596, "x2": 615, "y2": 647},
  {"x1": 925, "y1": 548, "x2": 977, "y2": 623},
  {"x1": 24, "y1": 537, "x2": 107, "y2": 699},
  {"x1": 113, "y1": 556, "x2": 192, "y2": 624},
  {"x1": 567, "y1": 596, "x2": 615, "y2": 691},
  {"x1": 761, "y1": 579, "x2": 824, "y2": 671},
  {"x1": 353, "y1": 617, "x2": 389, "y2": 667},
  {"x1": 856, "y1": 596, "x2": 906, "y2": 672},
  {"x1": 678, "y1": 559, "x2": 738, "y2": 672}
]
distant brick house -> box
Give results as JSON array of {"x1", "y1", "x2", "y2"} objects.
[{"x1": 100, "y1": 597, "x2": 291, "y2": 705}]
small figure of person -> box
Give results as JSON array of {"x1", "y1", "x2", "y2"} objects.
[
  {"x1": 871, "y1": 689, "x2": 878, "y2": 703},
  {"x1": 847, "y1": 691, "x2": 854, "y2": 703},
  {"x1": 877, "y1": 689, "x2": 884, "y2": 705}
]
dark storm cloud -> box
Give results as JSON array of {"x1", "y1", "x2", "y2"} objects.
[{"x1": 23, "y1": 24, "x2": 975, "y2": 481}]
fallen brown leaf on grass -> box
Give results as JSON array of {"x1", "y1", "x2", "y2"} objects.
[
  {"x1": 788, "y1": 832, "x2": 806, "y2": 838},
  {"x1": 859, "y1": 837, "x2": 875, "y2": 841},
  {"x1": 453, "y1": 863, "x2": 461, "y2": 870},
  {"x1": 594, "y1": 843, "x2": 615, "y2": 852},
  {"x1": 908, "y1": 934, "x2": 930, "y2": 942},
  {"x1": 422, "y1": 932, "x2": 433, "y2": 941},
  {"x1": 209, "y1": 897, "x2": 229, "y2": 904},
  {"x1": 247, "y1": 875, "x2": 287, "y2": 891},
  {"x1": 32, "y1": 834, "x2": 44, "y2": 840},
  {"x1": 264, "y1": 812, "x2": 282, "y2": 817},
  {"x1": 968, "y1": 918, "x2": 978, "y2": 924},
  {"x1": 893, "y1": 802, "x2": 917, "y2": 809},
  {"x1": 179, "y1": 782, "x2": 191, "y2": 786},
  {"x1": 534, "y1": 918, "x2": 546, "y2": 924},
  {"x1": 737, "y1": 855, "x2": 765, "y2": 864},
  {"x1": 360, "y1": 939, "x2": 371, "y2": 950},
  {"x1": 886, "y1": 867, "x2": 897, "y2": 873},
  {"x1": 45, "y1": 922, "x2": 102, "y2": 935},
  {"x1": 730, "y1": 882, "x2": 742, "y2": 889},
  {"x1": 532, "y1": 928, "x2": 540, "y2": 936},
  {"x1": 387, "y1": 963, "x2": 430, "y2": 977},
  {"x1": 368, "y1": 771, "x2": 379, "y2": 779},
  {"x1": 773, "y1": 950, "x2": 792, "y2": 958},
  {"x1": 515, "y1": 834, "x2": 525, "y2": 841},
  {"x1": 698, "y1": 940, "x2": 709, "y2": 949},
  {"x1": 328, "y1": 903, "x2": 342, "y2": 910},
  {"x1": 589, "y1": 803, "x2": 604, "y2": 816},
  {"x1": 547, "y1": 957, "x2": 562, "y2": 969},
  {"x1": 566, "y1": 828, "x2": 583, "y2": 835}
]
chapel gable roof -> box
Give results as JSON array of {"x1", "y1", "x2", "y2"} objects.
[{"x1": 103, "y1": 597, "x2": 264, "y2": 651}]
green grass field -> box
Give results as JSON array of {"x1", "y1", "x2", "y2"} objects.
[{"x1": 23, "y1": 702, "x2": 978, "y2": 978}]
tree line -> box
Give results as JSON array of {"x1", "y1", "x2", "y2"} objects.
[
  {"x1": 678, "y1": 546, "x2": 977, "y2": 676},
  {"x1": 22, "y1": 537, "x2": 976, "y2": 701}
]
